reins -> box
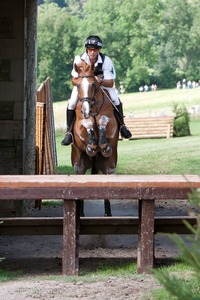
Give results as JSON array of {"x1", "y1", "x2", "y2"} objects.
[{"x1": 100, "y1": 87, "x2": 120, "y2": 113}]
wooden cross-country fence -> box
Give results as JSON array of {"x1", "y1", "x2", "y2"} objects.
[{"x1": 36, "y1": 77, "x2": 57, "y2": 176}]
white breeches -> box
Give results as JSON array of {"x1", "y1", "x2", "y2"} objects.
[{"x1": 67, "y1": 86, "x2": 120, "y2": 110}]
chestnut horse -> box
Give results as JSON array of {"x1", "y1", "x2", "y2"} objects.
[{"x1": 71, "y1": 61, "x2": 119, "y2": 216}]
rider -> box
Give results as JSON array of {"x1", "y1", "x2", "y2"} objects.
[{"x1": 61, "y1": 35, "x2": 132, "y2": 146}]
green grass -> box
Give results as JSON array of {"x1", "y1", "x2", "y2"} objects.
[
  {"x1": 120, "y1": 88, "x2": 200, "y2": 117},
  {"x1": 53, "y1": 88, "x2": 200, "y2": 129},
  {"x1": 76, "y1": 260, "x2": 137, "y2": 279},
  {"x1": 55, "y1": 119, "x2": 200, "y2": 175},
  {"x1": 117, "y1": 120, "x2": 200, "y2": 175},
  {"x1": 54, "y1": 88, "x2": 200, "y2": 175},
  {"x1": 42, "y1": 200, "x2": 63, "y2": 206},
  {"x1": 0, "y1": 261, "x2": 137, "y2": 283},
  {"x1": 0, "y1": 269, "x2": 22, "y2": 282}
]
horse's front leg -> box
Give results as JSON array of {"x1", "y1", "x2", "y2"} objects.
[
  {"x1": 86, "y1": 128, "x2": 98, "y2": 156},
  {"x1": 82, "y1": 119, "x2": 98, "y2": 157},
  {"x1": 98, "y1": 115, "x2": 112, "y2": 157}
]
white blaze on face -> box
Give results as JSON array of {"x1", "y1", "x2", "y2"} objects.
[{"x1": 82, "y1": 77, "x2": 90, "y2": 98}]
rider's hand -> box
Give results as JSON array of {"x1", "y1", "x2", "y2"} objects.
[{"x1": 95, "y1": 76, "x2": 103, "y2": 85}]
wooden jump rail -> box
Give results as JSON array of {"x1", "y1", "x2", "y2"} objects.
[
  {"x1": 0, "y1": 174, "x2": 199, "y2": 276},
  {"x1": 122, "y1": 116, "x2": 174, "y2": 139},
  {"x1": 0, "y1": 216, "x2": 197, "y2": 235}
]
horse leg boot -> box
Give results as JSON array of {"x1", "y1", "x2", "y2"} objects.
[
  {"x1": 115, "y1": 102, "x2": 132, "y2": 139},
  {"x1": 61, "y1": 109, "x2": 76, "y2": 146}
]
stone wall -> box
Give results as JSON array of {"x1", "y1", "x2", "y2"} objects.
[{"x1": 0, "y1": 0, "x2": 37, "y2": 216}]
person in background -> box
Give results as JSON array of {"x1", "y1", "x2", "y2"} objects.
[{"x1": 61, "y1": 35, "x2": 132, "y2": 146}]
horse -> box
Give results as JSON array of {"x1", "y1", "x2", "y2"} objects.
[{"x1": 70, "y1": 60, "x2": 119, "y2": 216}]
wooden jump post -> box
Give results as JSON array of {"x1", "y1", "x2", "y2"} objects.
[{"x1": 0, "y1": 174, "x2": 199, "y2": 275}]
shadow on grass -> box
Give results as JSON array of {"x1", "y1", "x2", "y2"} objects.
[{"x1": 0, "y1": 257, "x2": 180, "y2": 280}]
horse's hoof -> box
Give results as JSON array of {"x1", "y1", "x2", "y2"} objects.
[
  {"x1": 104, "y1": 213, "x2": 112, "y2": 217},
  {"x1": 86, "y1": 147, "x2": 97, "y2": 157},
  {"x1": 100, "y1": 146, "x2": 112, "y2": 157}
]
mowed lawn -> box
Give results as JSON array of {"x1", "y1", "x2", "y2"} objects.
[
  {"x1": 54, "y1": 88, "x2": 200, "y2": 175},
  {"x1": 53, "y1": 88, "x2": 200, "y2": 129}
]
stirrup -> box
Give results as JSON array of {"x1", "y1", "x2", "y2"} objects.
[
  {"x1": 61, "y1": 132, "x2": 73, "y2": 146},
  {"x1": 120, "y1": 125, "x2": 132, "y2": 139}
]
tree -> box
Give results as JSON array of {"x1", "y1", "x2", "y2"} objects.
[
  {"x1": 37, "y1": 3, "x2": 79, "y2": 100},
  {"x1": 115, "y1": 0, "x2": 164, "y2": 91},
  {"x1": 158, "y1": 0, "x2": 200, "y2": 85},
  {"x1": 73, "y1": 0, "x2": 125, "y2": 89},
  {"x1": 37, "y1": 0, "x2": 200, "y2": 98}
]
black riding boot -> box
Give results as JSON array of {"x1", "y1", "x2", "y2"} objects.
[
  {"x1": 115, "y1": 103, "x2": 132, "y2": 139},
  {"x1": 61, "y1": 109, "x2": 76, "y2": 146}
]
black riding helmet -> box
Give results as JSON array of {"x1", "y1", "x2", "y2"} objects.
[{"x1": 85, "y1": 35, "x2": 102, "y2": 49}]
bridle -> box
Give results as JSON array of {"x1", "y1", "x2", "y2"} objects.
[
  {"x1": 77, "y1": 75, "x2": 97, "y2": 105},
  {"x1": 77, "y1": 74, "x2": 105, "y2": 118}
]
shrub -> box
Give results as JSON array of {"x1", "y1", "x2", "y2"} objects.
[{"x1": 173, "y1": 103, "x2": 191, "y2": 137}]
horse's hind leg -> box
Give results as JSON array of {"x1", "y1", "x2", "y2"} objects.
[
  {"x1": 104, "y1": 199, "x2": 112, "y2": 217},
  {"x1": 34, "y1": 199, "x2": 42, "y2": 210},
  {"x1": 79, "y1": 200, "x2": 84, "y2": 217}
]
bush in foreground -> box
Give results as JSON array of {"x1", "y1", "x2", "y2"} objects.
[{"x1": 154, "y1": 189, "x2": 200, "y2": 299}]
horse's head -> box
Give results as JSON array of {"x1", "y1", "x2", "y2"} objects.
[{"x1": 73, "y1": 62, "x2": 98, "y2": 118}]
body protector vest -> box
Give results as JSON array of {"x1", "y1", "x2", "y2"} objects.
[
  {"x1": 94, "y1": 53, "x2": 105, "y2": 76},
  {"x1": 81, "y1": 52, "x2": 105, "y2": 76}
]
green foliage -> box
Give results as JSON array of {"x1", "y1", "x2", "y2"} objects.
[
  {"x1": 154, "y1": 190, "x2": 200, "y2": 299},
  {"x1": 173, "y1": 103, "x2": 191, "y2": 137},
  {"x1": 37, "y1": 3, "x2": 79, "y2": 100},
  {"x1": 37, "y1": 0, "x2": 200, "y2": 99}
]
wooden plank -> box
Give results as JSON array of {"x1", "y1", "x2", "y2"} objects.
[
  {"x1": 0, "y1": 175, "x2": 199, "y2": 201},
  {"x1": 0, "y1": 216, "x2": 197, "y2": 235},
  {"x1": 62, "y1": 200, "x2": 79, "y2": 276},
  {"x1": 137, "y1": 200, "x2": 155, "y2": 274}
]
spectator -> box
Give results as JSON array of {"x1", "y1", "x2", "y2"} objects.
[
  {"x1": 182, "y1": 78, "x2": 186, "y2": 89},
  {"x1": 139, "y1": 86, "x2": 144, "y2": 92},
  {"x1": 177, "y1": 81, "x2": 181, "y2": 89}
]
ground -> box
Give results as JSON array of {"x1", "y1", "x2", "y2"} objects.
[{"x1": 0, "y1": 200, "x2": 195, "y2": 299}]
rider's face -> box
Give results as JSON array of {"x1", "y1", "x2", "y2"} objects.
[{"x1": 87, "y1": 48, "x2": 99, "y2": 61}]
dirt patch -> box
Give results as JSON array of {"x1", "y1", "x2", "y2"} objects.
[
  {"x1": 0, "y1": 274, "x2": 161, "y2": 300},
  {"x1": 0, "y1": 200, "x2": 195, "y2": 299}
]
